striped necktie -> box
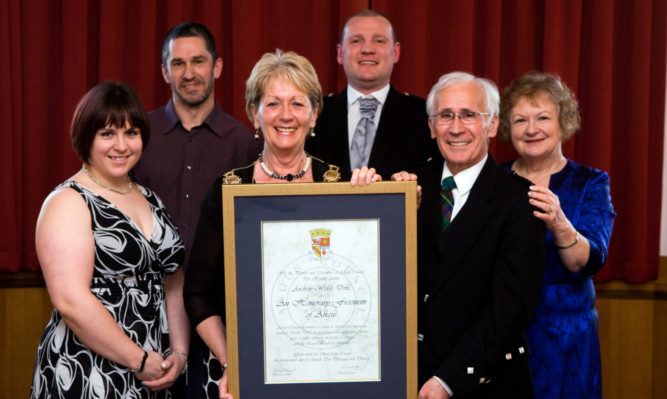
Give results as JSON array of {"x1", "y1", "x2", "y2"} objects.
[{"x1": 440, "y1": 176, "x2": 456, "y2": 231}]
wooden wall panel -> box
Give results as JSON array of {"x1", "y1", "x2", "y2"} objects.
[
  {"x1": 1, "y1": 260, "x2": 666, "y2": 398},
  {"x1": 652, "y1": 299, "x2": 667, "y2": 398},
  {"x1": 598, "y1": 297, "x2": 654, "y2": 398},
  {"x1": 0, "y1": 287, "x2": 52, "y2": 398},
  {"x1": 597, "y1": 258, "x2": 667, "y2": 399}
]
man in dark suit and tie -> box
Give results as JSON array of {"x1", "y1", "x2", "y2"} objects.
[
  {"x1": 305, "y1": 9, "x2": 436, "y2": 179},
  {"x1": 394, "y1": 72, "x2": 546, "y2": 398}
]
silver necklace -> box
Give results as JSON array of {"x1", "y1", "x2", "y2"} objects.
[
  {"x1": 82, "y1": 164, "x2": 133, "y2": 195},
  {"x1": 258, "y1": 152, "x2": 311, "y2": 181}
]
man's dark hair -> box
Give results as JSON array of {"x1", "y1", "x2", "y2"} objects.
[
  {"x1": 339, "y1": 9, "x2": 397, "y2": 44},
  {"x1": 161, "y1": 22, "x2": 218, "y2": 65}
]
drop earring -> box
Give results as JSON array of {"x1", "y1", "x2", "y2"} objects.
[
  {"x1": 310, "y1": 128, "x2": 316, "y2": 137},
  {"x1": 254, "y1": 129, "x2": 260, "y2": 141}
]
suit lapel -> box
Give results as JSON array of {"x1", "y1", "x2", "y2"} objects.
[
  {"x1": 325, "y1": 90, "x2": 352, "y2": 172},
  {"x1": 431, "y1": 156, "x2": 498, "y2": 293},
  {"x1": 368, "y1": 86, "x2": 407, "y2": 168},
  {"x1": 420, "y1": 159, "x2": 446, "y2": 283}
]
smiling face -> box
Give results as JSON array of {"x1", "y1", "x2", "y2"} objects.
[
  {"x1": 337, "y1": 15, "x2": 400, "y2": 95},
  {"x1": 509, "y1": 94, "x2": 563, "y2": 161},
  {"x1": 251, "y1": 75, "x2": 318, "y2": 156},
  {"x1": 162, "y1": 36, "x2": 222, "y2": 108},
  {"x1": 429, "y1": 82, "x2": 498, "y2": 175},
  {"x1": 88, "y1": 121, "x2": 142, "y2": 182}
]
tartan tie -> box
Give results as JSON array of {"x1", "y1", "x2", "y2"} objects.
[
  {"x1": 350, "y1": 97, "x2": 379, "y2": 169},
  {"x1": 440, "y1": 176, "x2": 456, "y2": 231}
]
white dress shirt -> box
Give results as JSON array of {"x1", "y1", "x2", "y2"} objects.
[
  {"x1": 440, "y1": 154, "x2": 488, "y2": 221},
  {"x1": 345, "y1": 84, "x2": 390, "y2": 150}
]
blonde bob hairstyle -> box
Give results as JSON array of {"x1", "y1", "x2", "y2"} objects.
[
  {"x1": 499, "y1": 72, "x2": 581, "y2": 142},
  {"x1": 245, "y1": 49, "x2": 323, "y2": 123}
]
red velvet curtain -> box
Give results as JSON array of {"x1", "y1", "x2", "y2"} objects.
[{"x1": 1, "y1": 0, "x2": 664, "y2": 282}]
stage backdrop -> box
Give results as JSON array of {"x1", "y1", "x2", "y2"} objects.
[{"x1": 1, "y1": 0, "x2": 664, "y2": 282}]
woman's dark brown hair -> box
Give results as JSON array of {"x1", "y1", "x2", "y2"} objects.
[{"x1": 70, "y1": 81, "x2": 149, "y2": 163}]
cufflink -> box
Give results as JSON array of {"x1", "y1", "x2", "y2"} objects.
[
  {"x1": 505, "y1": 353, "x2": 512, "y2": 360},
  {"x1": 417, "y1": 334, "x2": 424, "y2": 342},
  {"x1": 467, "y1": 367, "x2": 474, "y2": 374},
  {"x1": 518, "y1": 346, "x2": 525, "y2": 354},
  {"x1": 423, "y1": 294, "x2": 429, "y2": 302},
  {"x1": 479, "y1": 377, "x2": 486, "y2": 384}
]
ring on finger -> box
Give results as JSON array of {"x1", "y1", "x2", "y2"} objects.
[{"x1": 546, "y1": 205, "x2": 553, "y2": 214}]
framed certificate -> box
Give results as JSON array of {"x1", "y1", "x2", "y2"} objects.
[{"x1": 222, "y1": 181, "x2": 417, "y2": 398}]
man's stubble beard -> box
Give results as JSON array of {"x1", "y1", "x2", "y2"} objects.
[{"x1": 174, "y1": 75, "x2": 214, "y2": 108}]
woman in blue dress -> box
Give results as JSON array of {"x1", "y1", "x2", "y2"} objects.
[{"x1": 499, "y1": 72, "x2": 615, "y2": 398}]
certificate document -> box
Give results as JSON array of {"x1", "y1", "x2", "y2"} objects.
[{"x1": 262, "y1": 219, "x2": 380, "y2": 384}]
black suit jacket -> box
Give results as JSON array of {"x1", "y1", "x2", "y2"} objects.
[
  {"x1": 306, "y1": 85, "x2": 437, "y2": 179},
  {"x1": 415, "y1": 155, "x2": 545, "y2": 398}
]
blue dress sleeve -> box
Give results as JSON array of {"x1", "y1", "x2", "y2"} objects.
[
  {"x1": 565, "y1": 167, "x2": 615, "y2": 278},
  {"x1": 502, "y1": 159, "x2": 615, "y2": 281}
]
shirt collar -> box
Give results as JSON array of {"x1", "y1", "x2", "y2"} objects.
[
  {"x1": 441, "y1": 154, "x2": 488, "y2": 195},
  {"x1": 164, "y1": 99, "x2": 225, "y2": 137},
  {"x1": 161, "y1": 99, "x2": 181, "y2": 134},
  {"x1": 346, "y1": 84, "x2": 390, "y2": 106}
]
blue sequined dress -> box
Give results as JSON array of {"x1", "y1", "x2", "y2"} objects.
[{"x1": 503, "y1": 159, "x2": 615, "y2": 399}]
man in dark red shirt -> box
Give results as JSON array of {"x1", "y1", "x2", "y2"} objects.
[
  {"x1": 133, "y1": 22, "x2": 262, "y2": 272},
  {"x1": 132, "y1": 22, "x2": 262, "y2": 399}
]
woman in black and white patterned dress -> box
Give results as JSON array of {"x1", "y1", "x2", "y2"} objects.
[{"x1": 31, "y1": 81, "x2": 189, "y2": 398}]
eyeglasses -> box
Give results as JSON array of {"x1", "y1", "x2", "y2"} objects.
[{"x1": 430, "y1": 111, "x2": 490, "y2": 125}]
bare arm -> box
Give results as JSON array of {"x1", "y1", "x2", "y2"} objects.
[
  {"x1": 143, "y1": 268, "x2": 190, "y2": 389},
  {"x1": 196, "y1": 315, "x2": 233, "y2": 399},
  {"x1": 195, "y1": 315, "x2": 227, "y2": 365}
]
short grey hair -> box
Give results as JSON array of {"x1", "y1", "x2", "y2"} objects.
[{"x1": 426, "y1": 71, "x2": 499, "y2": 128}]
